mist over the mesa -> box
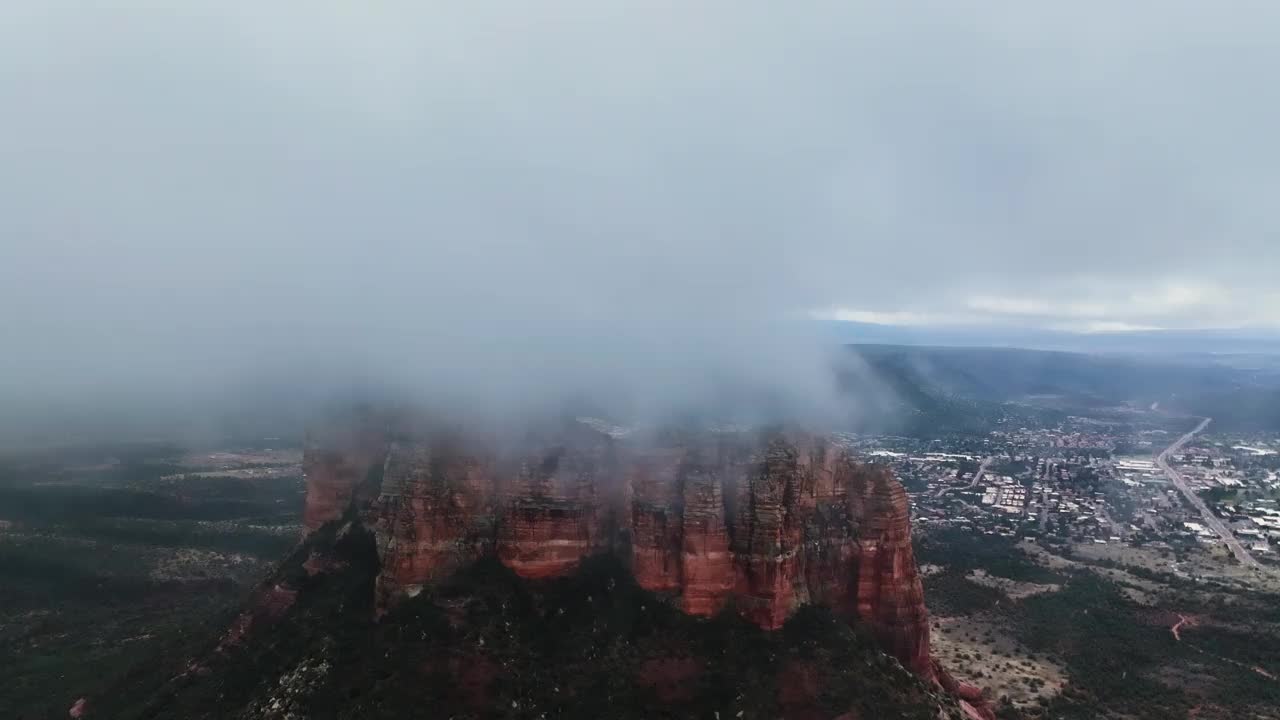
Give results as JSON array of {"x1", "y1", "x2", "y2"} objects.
[{"x1": 4, "y1": 3, "x2": 1280, "y2": 442}]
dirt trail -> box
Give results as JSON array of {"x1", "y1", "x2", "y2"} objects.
[
  {"x1": 1173, "y1": 616, "x2": 1278, "y2": 681},
  {"x1": 1171, "y1": 614, "x2": 1192, "y2": 642}
]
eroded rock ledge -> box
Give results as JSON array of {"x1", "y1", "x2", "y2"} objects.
[{"x1": 302, "y1": 419, "x2": 993, "y2": 720}]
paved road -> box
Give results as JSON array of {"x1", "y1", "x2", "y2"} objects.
[
  {"x1": 1157, "y1": 418, "x2": 1261, "y2": 569},
  {"x1": 1038, "y1": 460, "x2": 1052, "y2": 532},
  {"x1": 937, "y1": 456, "x2": 993, "y2": 498}
]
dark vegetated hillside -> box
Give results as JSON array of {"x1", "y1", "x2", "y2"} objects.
[
  {"x1": 846, "y1": 344, "x2": 1280, "y2": 432},
  {"x1": 838, "y1": 347, "x2": 1064, "y2": 436},
  {"x1": 918, "y1": 529, "x2": 1068, "y2": 586},
  {"x1": 1167, "y1": 387, "x2": 1280, "y2": 431}
]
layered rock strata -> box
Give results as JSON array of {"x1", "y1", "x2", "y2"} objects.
[
  {"x1": 301, "y1": 419, "x2": 389, "y2": 532},
  {"x1": 304, "y1": 423, "x2": 990, "y2": 719}
]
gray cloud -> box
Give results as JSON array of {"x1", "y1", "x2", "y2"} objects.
[{"x1": 3, "y1": 2, "x2": 1280, "y2": 436}]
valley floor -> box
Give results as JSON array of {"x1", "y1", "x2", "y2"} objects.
[
  {"x1": 920, "y1": 528, "x2": 1280, "y2": 719},
  {"x1": 0, "y1": 443, "x2": 303, "y2": 720}
]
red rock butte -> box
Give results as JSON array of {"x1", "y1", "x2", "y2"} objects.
[{"x1": 302, "y1": 418, "x2": 994, "y2": 720}]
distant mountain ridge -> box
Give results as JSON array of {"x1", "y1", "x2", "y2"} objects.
[
  {"x1": 826, "y1": 321, "x2": 1280, "y2": 355},
  {"x1": 841, "y1": 343, "x2": 1280, "y2": 433}
]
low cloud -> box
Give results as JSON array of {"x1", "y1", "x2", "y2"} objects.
[{"x1": 3, "y1": 3, "x2": 1280, "y2": 439}]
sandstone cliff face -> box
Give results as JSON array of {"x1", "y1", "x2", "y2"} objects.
[
  {"x1": 303, "y1": 422, "x2": 987, "y2": 717},
  {"x1": 301, "y1": 421, "x2": 388, "y2": 533},
  {"x1": 627, "y1": 449, "x2": 686, "y2": 593},
  {"x1": 495, "y1": 435, "x2": 609, "y2": 579},
  {"x1": 365, "y1": 441, "x2": 495, "y2": 612},
  {"x1": 851, "y1": 465, "x2": 934, "y2": 677},
  {"x1": 677, "y1": 460, "x2": 735, "y2": 616}
]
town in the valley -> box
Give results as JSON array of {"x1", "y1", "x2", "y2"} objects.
[{"x1": 843, "y1": 412, "x2": 1280, "y2": 578}]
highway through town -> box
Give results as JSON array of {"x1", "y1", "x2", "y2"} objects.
[
  {"x1": 1156, "y1": 417, "x2": 1261, "y2": 570},
  {"x1": 937, "y1": 456, "x2": 993, "y2": 498},
  {"x1": 1038, "y1": 460, "x2": 1052, "y2": 532}
]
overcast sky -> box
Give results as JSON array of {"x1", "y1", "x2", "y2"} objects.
[{"x1": 3, "y1": 3, "x2": 1280, "y2": 422}]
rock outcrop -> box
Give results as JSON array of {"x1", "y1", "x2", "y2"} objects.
[
  {"x1": 301, "y1": 418, "x2": 388, "y2": 533},
  {"x1": 494, "y1": 432, "x2": 609, "y2": 579},
  {"x1": 676, "y1": 458, "x2": 735, "y2": 615},
  {"x1": 365, "y1": 440, "x2": 495, "y2": 611},
  {"x1": 303, "y1": 421, "x2": 991, "y2": 719},
  {"x1": 850, "y1": 463, "x2": 933, "y2": 677}
]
